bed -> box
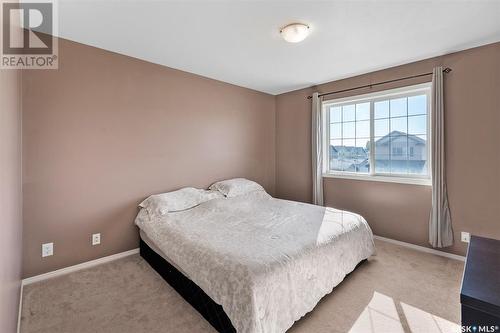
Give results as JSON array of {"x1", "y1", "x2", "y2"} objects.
[{"x1": 135, "y1": 189, "x2": 375, "y2": 333}]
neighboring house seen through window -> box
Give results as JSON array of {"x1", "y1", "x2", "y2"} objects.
[{"x1": 324, "y1": 83, "x2": 431, "y2": 184}]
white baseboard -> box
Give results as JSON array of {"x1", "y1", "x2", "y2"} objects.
[
  {"x1": 373, "y1": 235, "x2": 465, "y2": 261},
  {"x1": 22, "y1": 248, "x2": 139, "y2": 286},
  {"x1": 20, "y1": 238, "x2": 463, "y2": 285},
  {"x1": 15, "y1": 236, "x2": 464, "y2": 333},
  {"x1": 16, "y1": 236, "x2": 463, "y2": 331}
]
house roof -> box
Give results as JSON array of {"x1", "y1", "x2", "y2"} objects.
[
  {"x1": 375, "y1": 131, "x2": 426, "y2": 146},
  {"x1": 332, "y1": 146, "x2": 367, "y2": 156}
]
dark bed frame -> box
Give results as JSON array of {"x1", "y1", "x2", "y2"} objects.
[
  {"x1": 140, "y1": 239, "x2": 366, "y2": 333},
  {"x1": 140, "y1": 239, "x2": 237, "y2": 332}
]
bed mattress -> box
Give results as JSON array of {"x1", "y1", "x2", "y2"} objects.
[{"x1": 135, "y1": 191, "x2": 375, "y2": 333}]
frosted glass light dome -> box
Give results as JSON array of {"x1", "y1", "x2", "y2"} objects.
[{"x1": 280, "y1": 23, "x2": 310, "y2": 43}]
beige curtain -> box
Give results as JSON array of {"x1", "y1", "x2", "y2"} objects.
[
  {"x1": 429, "y1": 67, "x2": 453, "y2": 248},
  {"x1": 311, "y1": 92, "x2": 324, "y2": 206}
]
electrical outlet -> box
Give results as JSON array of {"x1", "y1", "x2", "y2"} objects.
[
  {"x1": 461, "y1": 232, "x2": 470, "y2": 243},
  {"x1": 92, "y1": 233, "x2": 101, "y2": 246},
  {"x1": 42, "y1": 243, "x2": 53, "y2": 257}
]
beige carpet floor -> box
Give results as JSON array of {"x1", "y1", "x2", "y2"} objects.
[{"x1": 20, "y1": 239, "x2": 464, "y2": 333}]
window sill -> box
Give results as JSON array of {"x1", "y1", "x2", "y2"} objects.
[{"x1": 322, "y1": 173, "x2": 432, "y2": 186}]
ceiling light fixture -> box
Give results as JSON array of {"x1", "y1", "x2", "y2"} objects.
[{"x1": 280, "y1": 23, "x2": 310, "y2": 43}]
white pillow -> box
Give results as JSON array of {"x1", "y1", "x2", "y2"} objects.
[
  {"x1": 209, "y1": 178, "x2": 265, "y2": 198},
  {"x1": 139, "y1": 187, "x2": 221, "y2": 218}
]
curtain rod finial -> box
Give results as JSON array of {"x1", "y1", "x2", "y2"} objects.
[{"x1": 443, "y1": 67, "x2": 452, "y2": 73}]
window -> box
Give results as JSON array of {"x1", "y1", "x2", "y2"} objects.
[
  {"x1": 324, "y1": 83, "x2": 431, "y2": 185},
  {"x1": 392, "y1": 147, "x2": 403, "y2": 156}
]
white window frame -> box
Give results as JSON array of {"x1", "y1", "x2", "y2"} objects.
[{"x1": 322, "y1": 83, "x2": 432, "y2": 186}]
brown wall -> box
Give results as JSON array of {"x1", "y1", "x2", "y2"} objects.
[
  {"x1": 276, "y1": 42, "x2": 500, "y2": 256},
  {"x1": 20, "y1": 36, "x2": 500, "y2": 277},
  {"x1": 22, "y1": 38, "x2": 276, "y2": 278},
  {"x1": 0, "y1": 68, "x2": 23, "y2": 331}
]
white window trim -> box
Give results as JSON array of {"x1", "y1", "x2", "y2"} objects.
[
  {"x1": 322, "y1": 172, "x2": 432, "y2": 186},
  {"x1": 322, "y1": 82, "x2": 432, "y2": 186}
]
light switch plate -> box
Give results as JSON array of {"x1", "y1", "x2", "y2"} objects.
[
  {"x1": 92, "y1": 233, "x2": 101, "y2": 245},
  {"x1": 42, "y1": 243, "x2": 53, "y2": 257},
  {"x1": 461, "y1": 232, "x2": 470, "y2": 243}
]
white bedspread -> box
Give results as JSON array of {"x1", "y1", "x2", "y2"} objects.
[{"x1": 135, "y1": 191, "x2": 375, "y2": 333}]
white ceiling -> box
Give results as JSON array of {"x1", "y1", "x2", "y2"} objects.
[{"x1": 52, "y1": 1, "x2": 500, "y2": 95}]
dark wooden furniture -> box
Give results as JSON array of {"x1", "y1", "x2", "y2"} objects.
[{"x1": 461, "y1": 236, "x2": 500, "y2": 328}]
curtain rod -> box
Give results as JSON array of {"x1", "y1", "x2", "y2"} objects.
[{"x1": 306, "y1": 67, "x2": 452, "y2": 99}]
